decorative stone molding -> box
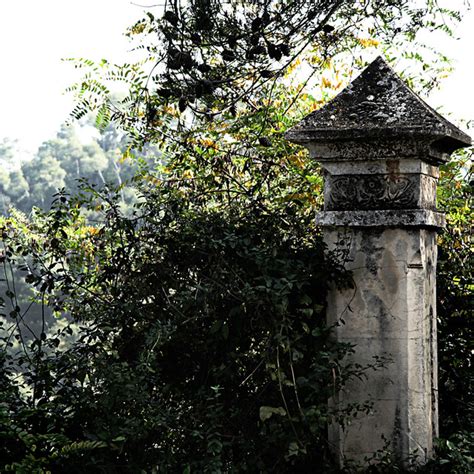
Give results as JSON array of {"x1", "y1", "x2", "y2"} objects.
[
  {"x1": 316, "y1": 209, "x2": 446, "y2": 228},
  {"x1": 285, "y1": 56, "x2": 471, "y2": 468},
  {"x1": 326, "y1": 174, "x2": 418, "y2": 210}
]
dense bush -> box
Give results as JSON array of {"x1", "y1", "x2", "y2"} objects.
[
  {"x1": 0, "y1": 183, "x2": 361, "y2": 472},
  {"x1": 432, "y1": 150, "x2": 473, "y2": 473}
]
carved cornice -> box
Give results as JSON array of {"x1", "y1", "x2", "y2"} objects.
[{"x1": 316, "y1": 209, "x2": 446, "y2": 228}]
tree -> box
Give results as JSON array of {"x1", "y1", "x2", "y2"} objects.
[
  {"x1": 0, "y1": 139, "x2": 29, "y2": 213},
  {"x1": 0, "y1": 121, "x2": 152, "y2": 214},
  {"x1": 21, "y1": 153, "x2": 67, "y2": 211},
  {"x1": 69, "y1": 0, "x2": 461, "y2": 144},
  {"x1": 66, "y1": 1, "x2": 463, "y2": 225}
]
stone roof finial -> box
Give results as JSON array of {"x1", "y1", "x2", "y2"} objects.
[{"x1": 285, "y1": 56, "x2": 471, "y2": 161}]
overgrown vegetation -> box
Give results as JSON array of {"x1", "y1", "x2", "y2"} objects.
[
  {"x1": 1, "y1": 182, "x2": 358, "y2": 472},
  {"x1": 0, "y1": 0, "x2": 472, "y2": 472}
]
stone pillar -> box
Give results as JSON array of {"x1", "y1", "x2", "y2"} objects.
[{"x1": 286, "y1": 57, "x2": 471, "y2": 467}]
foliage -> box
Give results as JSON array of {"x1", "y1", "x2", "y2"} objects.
[
  {"x1": 436, "y1": 149, "x2": 473, "y2": 438},
  {"x1": 67, "y1": 0, "x2": 461, "y2": 146},
  {"x1": 0, "y1": 121, "x2": 162, "y2": 341},
  {"x1": 0, "y1": 182, "x2": 360, "y2": 472},
  {"x1": 0, "y1": 0, "x2": 472, "y2": 473},
  {"x1": 425, "y1": 432, "x2": 474, "y2": 474}
]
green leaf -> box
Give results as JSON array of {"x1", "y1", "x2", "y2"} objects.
[
  {"x1": 209, "y1": 320, "x2": 222, "y2": 334},
  {"x1": 259, "y1": 406, "x2": 286, "y2": 422},
  {"x1": 299, "y1": 294, "x2": 312, "y2": 305}
]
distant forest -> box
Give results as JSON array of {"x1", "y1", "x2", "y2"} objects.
[{"x1": 0, "y1": 121, "x2": 159, "y2": 215}]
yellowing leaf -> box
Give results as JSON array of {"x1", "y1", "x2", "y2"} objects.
[
  {"x1": 357, "y1": 38, "x2": 380, "y2": 48},
  {"x1": 288, "y1": 154, "x2": 306, "y2": 169},
  {"x1": 197, "y1": 138, "x2": 219, "y2": 150},
  {"x1": 321, "y1": 77, "x2": 332, "y2": 88},
  {"x1": 182, "y1": 169, "x2": 194, "y2": 179}
]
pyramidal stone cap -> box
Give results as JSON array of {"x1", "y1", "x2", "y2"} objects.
[{"x1": 285, "y1": 56, "x2": 471, "y2": 159}]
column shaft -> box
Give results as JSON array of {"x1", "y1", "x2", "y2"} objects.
[{"x1": 325, "y1": 227, "x2": 438, "y2": 466}]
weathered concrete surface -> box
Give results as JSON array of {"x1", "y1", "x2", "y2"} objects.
[
  {"x1": 325, "y1": 228, "x2": 438, "y2": 465},
  {"x1": 285, "y1": 56, "x2": 471, "y2": 468}
]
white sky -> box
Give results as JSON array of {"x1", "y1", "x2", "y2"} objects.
[
  {"x1": 0, "y1": 0, "x2": 140, "y2": 156},
  {"x1": 428, "y1": 7, "x2": 474, "y2": 126},
  {"x1": 0, "y1": 1, "x2": 473, "y2": 158}
]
